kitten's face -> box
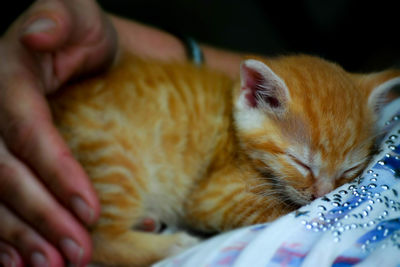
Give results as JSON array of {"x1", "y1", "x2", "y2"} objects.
[{"x1": 234, "y1": 55, "x2": 400, "y2": 206}]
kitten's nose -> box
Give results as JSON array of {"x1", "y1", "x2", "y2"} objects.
[{"x1": 314, "y1": 179, "x2": 334, "y2": 199}]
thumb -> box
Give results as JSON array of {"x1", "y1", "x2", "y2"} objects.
[{"x1": 18, "y1": 0, "x2": 73, "y2": 52}]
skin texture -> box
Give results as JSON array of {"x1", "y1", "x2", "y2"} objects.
[{"x1": 0, "y1": 1, "x2": 244, "y2": 266}]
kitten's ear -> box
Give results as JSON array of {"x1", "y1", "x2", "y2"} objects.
[
  {"x1": 360, "y1": 70, "x2": 400, "y2": 113},
  {"x1": 240, "y1": 59, "x2": 290, "y2": 116}
]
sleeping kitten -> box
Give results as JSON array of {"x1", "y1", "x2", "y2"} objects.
[{"x1": 49, "y1": 53, "x2": 400, "y2": 266}]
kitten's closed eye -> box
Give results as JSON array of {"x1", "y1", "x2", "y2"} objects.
[
  {"x1": 288, "y1": 152, "x2": 363, "y2": 180},
  {"x1": 287, "y1": 154, "x2": 314, "y2": 177},
  {"x1": 286, "y1": 153, "x2": 364, "y2": 200},
  {"x1": 341, "y1": 164, "x2": 363, "y2": 179}
]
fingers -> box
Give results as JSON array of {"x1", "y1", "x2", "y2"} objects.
[
  {"x1": 0, "y1": 0, "x2": 117, "y2": 265},
  {"x1": 0, "y1": 81, "x2": 100, "y2": 226},
  {"x1": 16, "y1": 0, "x2": 117, "y2": 84},
  {"x1": 0, "y1": 241, "x2": 23, "y2": 267},
  {"x1": 18, "y1": 0, "x2": 72, "y2": 51},
  {"x1": 15, "y1": 116, "x2": 99, "y2": 225},
  {"x1": 0, "y1": 205, "x2": 63, "y2": 267},
  {"x1": 0, "y1": 67, "x2": 99, "y2": 265},
  {"x1": 0, "y1": 140, "x2": 92, "y2": 266}
]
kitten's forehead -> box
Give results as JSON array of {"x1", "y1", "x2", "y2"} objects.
[
  {"x1": 266, "y1": 55, "x2": 355, "y2": 97},
  {"x1": 266, "y1": 56, "x2": 375, "y2": 165}
]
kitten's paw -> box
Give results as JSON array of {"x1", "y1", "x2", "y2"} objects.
[
  {"x1": 135, "y1": 216, "x2": 162, "y2": 232},
  {"x1": 168, "y1": 232, "x2": 201, "y2": 256}
]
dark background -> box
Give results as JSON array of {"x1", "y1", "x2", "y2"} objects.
[{"x1": 2, "y1": 0, "x2": 400, "y2": 73}]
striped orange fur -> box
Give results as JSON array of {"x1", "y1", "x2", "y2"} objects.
[{"x1": 48, "y1": 53, "x2": 400, "y2": 266}]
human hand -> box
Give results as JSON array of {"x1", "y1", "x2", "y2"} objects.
[{"x1": 0, "y1": 0, "x2": 117, "y2": 266}]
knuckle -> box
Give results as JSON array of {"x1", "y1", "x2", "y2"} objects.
[
  {"x1": 29, "y1": 210, "x2": 48, "y2": 231},
  {"x1": 0, "y1": 160, "x2": 18, "y2": 197},
  {"x1": 0, "y1": 206, "x2": 31, "y2": 246},
  {"x1": 50, "y1": 146, "x2": 74, "y2": 175},
  {"x1": 44, "y1": 146, "x2": 77, "y2": 193},
  {"x1": 0, "y1": 159, "x2": 18, "y2": 179},
  {"x1": 9, "y1": 224, "x2": 32, "y2": 247},
  {"x1": 4, "y1": 119, "x2": 37, "y2": 158}
]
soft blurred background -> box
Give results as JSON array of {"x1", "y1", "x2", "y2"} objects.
[{"x1": 3, "y1": 0, "x2": 400, "y2": 72}]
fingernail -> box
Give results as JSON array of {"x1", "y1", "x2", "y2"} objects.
[
  {"x1": 24, "y1": 18, "x2": 56, "y2": 35},
  {"x1": 60, "y1": 238, "x2": 83, "y2": 266},
  {"x1": 0, "y1": 252, "x2": 15, "y2": 267},
  {"x1": 31, "y1": 252, "x2": 49, "y2": 267},
  {"x1": 71, "y1": 196, "x2": 95, "y2": 225}
]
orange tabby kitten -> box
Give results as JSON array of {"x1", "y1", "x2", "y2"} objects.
[{"x1": 49, "y1": 53, "x2": 400, "y2": 266}]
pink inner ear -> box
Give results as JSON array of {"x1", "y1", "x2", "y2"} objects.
[
  {"x1": 242, "y1": 66, "x2": 262, "y2": 107},
  {"x1": 241, "y1": 64, "x2": 281, "y2": 109}
]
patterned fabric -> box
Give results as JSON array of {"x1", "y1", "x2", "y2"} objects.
[{"x1": 155, "y1": 99, "x2": 400, "y2": 267}]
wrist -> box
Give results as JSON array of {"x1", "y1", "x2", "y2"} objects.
[
  {"x1": 201, "y1": 45, "x2": 243, "y2": 79},
  {"x1": 108, "y1": 14, "x2": 243, "y2": 78},
  {"x1": 109, "y1": 14, "x2": 186, "y2": 62}
]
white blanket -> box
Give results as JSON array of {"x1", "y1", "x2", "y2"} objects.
[{"x1": 155, "y1": 99, "x2": 400, "y2": 267}]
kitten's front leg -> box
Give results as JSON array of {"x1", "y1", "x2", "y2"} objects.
[{"x1": 185, "y1": 162, "x2": 292, "y2": 233}]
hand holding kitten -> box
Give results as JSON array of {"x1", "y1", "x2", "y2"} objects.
[
  {"x1": 0, "y1": 1, "x2": 249, "y2": 266},
  {"x1": 0, "y1": 0, "x2": 117, "y2": 265}
]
